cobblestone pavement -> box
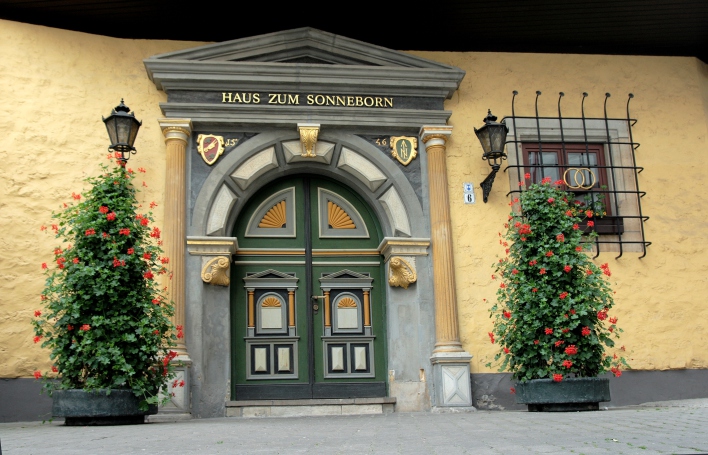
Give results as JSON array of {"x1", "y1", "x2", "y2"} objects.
[{"x1": 1, "y1": 400, "x2": 707, "y2": 455}]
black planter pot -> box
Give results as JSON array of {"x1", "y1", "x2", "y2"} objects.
[
  {"x1": 52, "y1": 389, "x2": 157, "y2": 425},
  {"x1": 515, "y1": 377, "x2": 611, "y2": 412}
]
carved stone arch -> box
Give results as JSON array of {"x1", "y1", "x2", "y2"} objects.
[{"x1": 191, "y1": 131, "x2": 425, "y2": 240}]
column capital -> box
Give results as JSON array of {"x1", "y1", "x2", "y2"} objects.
[
  {"x1": 158, "y1": 118, "x2": 192, "y2": 144},
  {"x1": 420, "y1": 125, "x2": 453, "y2": 147}
]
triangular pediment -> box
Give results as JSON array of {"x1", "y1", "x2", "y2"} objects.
[
  {"x1": 147, "y1": 27, "x2": 457, "y2": 70},
  {"x1": 320, "y1": 270, "x2": 371, "y2": 280},
  {"x1": 245, "y1": 269, "x2": 297, "y2": 280}
]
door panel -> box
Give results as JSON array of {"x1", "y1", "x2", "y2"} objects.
[{"x1": 231, "y1": 176, "x2": 385, "y2": 400}]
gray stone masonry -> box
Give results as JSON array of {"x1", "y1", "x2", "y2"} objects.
[{"x1": 1, "y1": 399, "x2": 707, "y2": 454}]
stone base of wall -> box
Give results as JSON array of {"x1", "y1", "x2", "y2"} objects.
[
  {"x1": 472, "y1": 369, "x2": 708, "y2": 411},
  {"x1": 0, "y1": 378, "x2": 53, "y2": 423}
]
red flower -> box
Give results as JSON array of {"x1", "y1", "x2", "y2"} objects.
[
  {"x1": 40, "y1": 225, "x2": 47, "y2": 231},
  {"x1": 559, "y1": 292, "x2": 568, "y2": 299},
  {"x1": 153, "y1": 330, "x2": 160, "y2": 335},
  {"x1": 72, "y1": 192, "x2": 81, "y2": 200},
  {"x1": 51, "y1": 366, "x2": 58, "y2": 373},
  {"x1": 554, "y1": 340, "x2": 565, "y2": 347},
  {"x1": 564, "y1": 345, "x2": 578, "y2": 355},
  {"x1": 547, "y1": 197, "x2": 555, "y2": 203},
  {"x1": 562, "y1": 328, "x2": 569, "y2": 333},
  {"x1": 563, "y1": 265, "x2": 572, "y2": 273},
  {"x1": 539, "y1": 268, "x2": 546, "y2": 275},
  {"x1": 72, "y1": 257, "x2": 79, "y2": 264},
  {"x1": 586, "y1": 269, "x2": 593, "y2": 275},
  {"x1": 576, "y1": 246, "x2": 583, "y2": 252},
  {"x1": 581, "y1": 326, "x2": 591, "y2": 336},
  {"x1": 532, "y1": 288, "x2": 538, "y2": 293},
  {"x1": 179, "y1": 380, "x2": 185, "y2": 388},
  {"x1": 119, "y1": 228, "x2": 130, "y2": 236},
  {"x1": 603, "y1": 268, "x2": 612, "y2": 277},
  {"x1": 33, "y1": 370, "x2": 42, "y2": 379},
  {"x1": 499, "y1": 283, "x2": 506, "y2": 289},
  {"x1": 511, "y1": 269, "x2": 518, "y2": 275},
  {"x1": 106, "y1": 212, "x2": 116, "y2": 221},
  {"x1": 553, "y1": 374, "x2": 563, "y2": 382},
  {"x1": 562, "y1": 360, "x2": 573, "y2": 368},
  {"x1": 572, "y1": 224, "x2": 579, "y2": 230},
  {"x1": 524, "y1": 173, "x2": 531, "y2": 180},
  {"x1": 41, "y1": 263, "x2": 47, "y2": 270},
  {"x1": 150, "y1": 227, "x2": 161, "y2": 239},
  {"x1": 545, "y1": 251, "x2": 553, "y2": 257},
  {"x1": 544, "y1": 328, "x2": 553, "y2": 335},
  {"x1": 541, "y1": 176, "x2": 552, "y2": 184},
  {"x1": 85, "y1": 228, "x2": 96, "y2": 236},
  {"x1": 510, "y1": 387, "x2": 516, "y2": 394},
  {"x1": 587, "y1": 221, "x2": 595, "y2": 227},
  {"x1": 51, "y1": 224, "x2": 58, "y2": 232},
  {"x1": 143, "y1": 252, "x2": 152, "y2": 260},
  {"x1": 609, "y1": 317, "x2": 618, "y2": 324},
  {"x1": 150, "y1": 201, "x2": 157, "y2": 209},
  {"x1": 152, "y1": 298, "x2": 161, "y2": 305},
  {"x1": 556, "y1": 233, "x2": 565, "y2": 242},
  {"x1": 113, "y1": 257, "x2": 121, "y2": 267},
  {"x1": 127, "y1": 248, "x2": 134, "y2": 255},
  {"x1": 610, "y1": 367, "x2": 622, "y2": 377},
  {"x1": 533, "y1": 340, "x2": 539, "y2": 344},
  {"x1": 586, "y1": 210, "x2": 593, "y2": 218},
  {"x1": 529, "y1": 260, "x2": 537, "y2": 266},
  {"x1": 141, "y1": 218, "x2": 149, "y2": 226},
  {"x1": 161, "y1": 257, "x2": 169, "y2": 264},
  {"x1": 142, "y1": 182, "x2": 148, "y2": 187},
  {"x1": 565, "y1": 210, "x2": 573, "y2": 216},
  {"x1": 144, "y1": 271, "x2": 154, "y2": 280},
  {"x1": 503, "y1": 347, "x2": 510, "y2": 354},
  {"x1": 138, "y1": 167, "x2": 146, "y2": 173},
  {"x1": 34, "y1": 310, "x2": 41, "y2": 317},
  {"x1": 80, "y1": 324, "x2": 91, "y2": 331},
  {"x1": 503, "y1": 310, "x2": 511, "y2": 319},
  {"x1": 597, "y1": 310, "x2": 608, "y2": 321},
  {"x1": 33, "y1": 335, "x2": 42, "y2": 343},
  {"x1": 570, "y1": 309, "x2": 576, "y2": 315},
  {"x1": 488, "y1": 332, "x2": 495, "y2": 344},
  {"x1": 99, "y1": 206, "x2": 109, "y2": 214},
  {"x1": 554, "y1": 180, "x2": 564, "y2": 186},
  {"x1": 491, "y1": 274, "x2": 496, "y2": 280},
  {"x1": 67, "y1": 324, "x2": 74, "y2": 331}
]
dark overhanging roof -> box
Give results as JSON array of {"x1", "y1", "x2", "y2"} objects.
[{"x1": 1, "y1": 0, "x2": 706, "y2": 63}]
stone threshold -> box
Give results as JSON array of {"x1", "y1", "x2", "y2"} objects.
[{"x1": 225, "y1": 397, "x2": 396, "y2": 418}]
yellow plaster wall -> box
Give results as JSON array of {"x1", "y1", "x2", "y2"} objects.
[
  {"x1": 410, "y1": 50, "x2": 708, "y2": 374},
  {"x1": 0, "y1": 20, "x2": 204, "y2": 377}
]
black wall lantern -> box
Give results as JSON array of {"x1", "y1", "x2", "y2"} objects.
[
  {"x1": 474, "y1": 110, "x2": 509, "y2": 203},
  {"x1": 103, "y1": 99, "x2": 142, "y2": 162}
]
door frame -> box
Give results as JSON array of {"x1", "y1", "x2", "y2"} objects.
[{"x1": 186, "y1": 131, "x2": 435, "y2": 416}]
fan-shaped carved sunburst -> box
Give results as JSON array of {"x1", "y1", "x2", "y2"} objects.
[
  {"x1": 328, "y1": 201, "x2": 356, "y2": 229},
  {"x1": 261, "y1": 296, "x2": 282, "y2": 307},
  {"x1": 259, "y1": 201, "x2": 286, "y2": 228},
  {"x1": 337, "y1": 297, "x2": 357, "y2": 308}
]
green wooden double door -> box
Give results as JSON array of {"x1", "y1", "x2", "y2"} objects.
[{"x1": 230, "y1": 176, "x2": 387, "y2": 400}]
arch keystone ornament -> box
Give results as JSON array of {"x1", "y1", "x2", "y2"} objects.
[
  {"x1": 298, "y1": 123, "x2": 320, "y2": 157},
  {"x1": 388, "y1": 256, "x2": 417, "y2": 289}
]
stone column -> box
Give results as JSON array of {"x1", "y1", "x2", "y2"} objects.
[
  {"x1": 420, "y1": 126, "x2": 473, "y2": 408},
  {"x1": 156, "y1": 119, "x2": 192, "y2": 416}
]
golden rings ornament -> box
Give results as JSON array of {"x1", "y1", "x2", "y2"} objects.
[
  {"x1": 563, "y1": 167, "x2": 597, "y2": 190},
  {"x1": 197, "y1": 134, "x2": 225, "y2": 166}
]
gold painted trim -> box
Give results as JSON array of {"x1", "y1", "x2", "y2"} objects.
[
  {"x1": 327, "y1": 201, "x2": 356, "y2": 229},
  {"x1": 324, "y1": 291, "x2": 331, "y2": 328},
  {"x1": 363, "y1": 290, "x2": 371, "y2": 327},
  {"x1": 390, "y1": 136, "x2": 418, "y2": 166},
  {"x1": 421, "y1": 133, "x2": 450, "y2": 144},
  {"x1": 201, "y1": 256, "x2": 231, "y2": 287},
  {"x1": 248, "y1": 290, "x2": 255, "y2": 328},
  {"x1": 235, "y1": 249, "x2": 306, "y2": 256},
  {"x1": 337, "y1": 297, "x2": 358, "y2": 308},
  {"x1": 388, "y1": 256, "x2": 417, "y2": 289},
  {"x1": 563, "y1": 167, "x2": 597, "y2": 190},
  {"x1": 288, "y1": 291, "x2": 295, "y2": 327},
  {"x1": 312, "y1": 250, "x2": 380, "y2": 256},
  {"x1": 261, "y1": 296, "x2": 282, "y2": 307},
  {"x1": 258, "y1": 200, "x2": 287, "y2": 228}
]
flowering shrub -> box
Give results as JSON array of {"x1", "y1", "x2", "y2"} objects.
[
  {"x1": 488, "y1": 176, "x2": 629, "y2": 383},
  {"x1": 32, "y1": 156, "x2": 178, "y2": 410}
]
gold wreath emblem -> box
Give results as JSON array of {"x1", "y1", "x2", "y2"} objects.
[{"x1": 563, "y1": 167, "x2": 597, "y2": 190}]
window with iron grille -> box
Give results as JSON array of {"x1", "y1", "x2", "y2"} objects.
[{"x1": 504, "y1": 92, "x2": 649, "y2": 258}]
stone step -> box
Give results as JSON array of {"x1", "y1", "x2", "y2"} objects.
[{"x1": 225, "y1": 397, "x2": 396, "y2": 418}]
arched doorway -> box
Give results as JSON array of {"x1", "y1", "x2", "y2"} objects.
[{"x1": 230, "y1": 175, "x2": 387, "y2": 400}]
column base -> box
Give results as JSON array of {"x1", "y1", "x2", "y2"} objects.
[
  {"x1": 431, "y1": 351, "x2": 473, "y2": 407},
  {"x1": 159, "y1": 356, "x2": 192, "y2": 414}
]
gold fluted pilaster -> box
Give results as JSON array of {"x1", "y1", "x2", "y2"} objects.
[
  {"x1": 159, "y1": 118, "x2": 192, "y2": 358},
  {"x1": 420, "y1": 126, "x2": 464, "y2": 354}
]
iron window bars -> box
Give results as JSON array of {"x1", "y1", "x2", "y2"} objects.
[{"x1": 504, "y1": 91, "x2": 650, "y2": 258}]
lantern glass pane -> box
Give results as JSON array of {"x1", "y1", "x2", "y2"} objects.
[
  {"x1": 127, "y1": 118, "x2": 140, "y2": 148},
  {"x1": 115, "y1": 116, "x2": 132, "y2": 145},
  {"x1": 475, "y1": 127, "x2": 492, "y2": 154},
  {"x1": 105, "y1": 118, "x2": 118, "y2": 146}
]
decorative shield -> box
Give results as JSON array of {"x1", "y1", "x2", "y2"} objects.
[
  {"x1": 196, "y1": 134, "x2": 225, "y2": 166},
  {"x1": 389, "y1": 136, "x2": 418, "y2": 166}
]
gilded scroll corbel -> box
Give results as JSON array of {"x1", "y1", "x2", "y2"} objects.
[
  {"x1": 201, "y1": 256, "x2": 231, "y2": 286},
  {"x1": 388, "y1": 256, "x2": 417, "y2": 289},
  {"x1": 298, "y1": 123, "x2": 320, "y2": 157}
]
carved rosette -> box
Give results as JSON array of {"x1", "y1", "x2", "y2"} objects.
[
  {"x1": 201, "y1": 256, "x2": 231, "y2": 286},
  {"x1": 388, "y1": 256, "x2": 417, "y2": 289}
]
